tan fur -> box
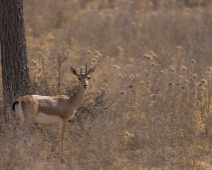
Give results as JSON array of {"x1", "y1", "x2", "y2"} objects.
[{"x1": 13, "y1": 64, "x2": 97, "y2": 164}]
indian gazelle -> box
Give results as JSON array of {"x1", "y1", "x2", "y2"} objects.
[{"x1": 12, "y1": 63, "x2": 97, "y2": 164}]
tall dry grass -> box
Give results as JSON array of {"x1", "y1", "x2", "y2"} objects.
[{"x1": 1, "y1": 0, "x2": 212, "y2": 169}]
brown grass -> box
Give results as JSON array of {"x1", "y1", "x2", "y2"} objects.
[{"x1": 1, "y1": 0, "x2": 212, "y2": 169}]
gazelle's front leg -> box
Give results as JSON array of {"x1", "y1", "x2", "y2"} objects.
[{"x1": 59, "y1": 119, "x2": 67, "y2": 164}]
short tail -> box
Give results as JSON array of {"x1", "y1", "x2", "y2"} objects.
[{"x1": 12, "y1": 101, "x2": 19, "y2": 111}]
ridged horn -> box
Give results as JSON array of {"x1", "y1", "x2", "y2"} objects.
[{"x1": 85, "y1": 62, "x2": 88, "y2": 74}]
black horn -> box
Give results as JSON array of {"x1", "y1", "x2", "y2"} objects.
[{"x1": 85, "y1": 62, "x2": 88, "y2": 74}]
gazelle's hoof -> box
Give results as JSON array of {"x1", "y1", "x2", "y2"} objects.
[{"x1": 61, "y1": 158, "x2": 66, "y2": 164}]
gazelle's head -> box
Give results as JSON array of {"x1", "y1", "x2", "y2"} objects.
[{"x1": 70, "y1": 63, "x2": 97, "y2": 90}]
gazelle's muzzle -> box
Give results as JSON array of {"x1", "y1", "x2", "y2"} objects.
[{"x1": 83, "y1": 84, "x2": 89, "y2": 89}]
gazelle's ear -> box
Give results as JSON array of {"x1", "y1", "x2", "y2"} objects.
[
  {"x1": 70, "y1": 66, "x2": 77, "y2": 75},
  {"x1": 87, "y1": 64, "x2": 97, "y2": 76}
]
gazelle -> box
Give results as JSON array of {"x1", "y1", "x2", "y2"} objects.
[{"x1": 12, "y1": 63, "x2": 97, "y2": 164}]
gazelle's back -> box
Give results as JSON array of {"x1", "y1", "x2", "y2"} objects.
[{"x1": 11, "y1": 63, "x2": 97, "y2": 163}]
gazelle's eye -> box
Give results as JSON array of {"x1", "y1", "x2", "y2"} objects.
[
  {"x1": 78, "y1": 77, "x2": 81, "y2": 81},
  {"x1": 88, "y1": 77, "x2": 91, "y2": 80}
]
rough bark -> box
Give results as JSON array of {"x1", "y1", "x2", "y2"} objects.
[{"x1": 0, "y1": 0, "x2": 30, "y2": 105}]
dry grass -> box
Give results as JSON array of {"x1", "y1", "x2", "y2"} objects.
[{"x1": 1, "y1": 0, "x2": 212, "y2": 169}]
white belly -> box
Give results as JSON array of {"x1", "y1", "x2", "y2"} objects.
[
  {"x1": 68, "y1": 111, "x2": 76, "y2": 120},
  {"x1": 35, "y1": 112, "x2": 61, "y2": 124}
]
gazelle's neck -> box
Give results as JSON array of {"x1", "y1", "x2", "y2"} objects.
[{"x1": 69, "y1": 82, "x2": 86, "y2": 109}]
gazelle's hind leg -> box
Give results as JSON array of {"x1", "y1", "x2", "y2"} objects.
[
  {"x1": 14, "y1": 101, "x2": 32, "y2": 149},
  {"x1": 59, "y1": 119, "x2": 67, "y2": 164}
]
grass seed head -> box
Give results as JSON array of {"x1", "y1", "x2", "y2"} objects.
[
  {"x1": 201, "y1": 79, "x2": 207, "y2": 84},
  {"x1": 147, "y1": 56, "x2": 152, "y2": 60},
  {"x1": 94, "y1": 51, "x2": 99, "y2": 55},
  {"x1": 98, "y1": 54, "x2": 102, "y2": 58},
  {"x1": 114, "y1": 65, "x2": 121, "y2": 69},
  {"x1": 182, "y1": 66, "x2": 187, "y2": 71},
  {"x1": 193, "y1": 74, "x2": 198, "y2": 79},
  {"x1": 191, "y1": 59, "x2": 196, "y2": 64},
  {"x1": 170, "y1": 66, "x2": 175, "y2": 72},
  {"x1": 129, "y1": 74, "x2": 135, "y2": 79},
  {"x1": 119, "y1": 91, "x2": 125, "y2": 95},
  {"x1": 176, "y1": 45, "x2": 183, "y2": 50},
  {"x1": 118, "y1": 75, "x2": 123, "y2": 78}
]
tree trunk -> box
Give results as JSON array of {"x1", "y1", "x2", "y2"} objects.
[{"x1": 0, "y1": 0, "x2": 30, "y2": 105}]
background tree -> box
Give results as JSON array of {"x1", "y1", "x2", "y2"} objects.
[{"x1": 0, "y1": 0, "x2": 30, "y2": 105}]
